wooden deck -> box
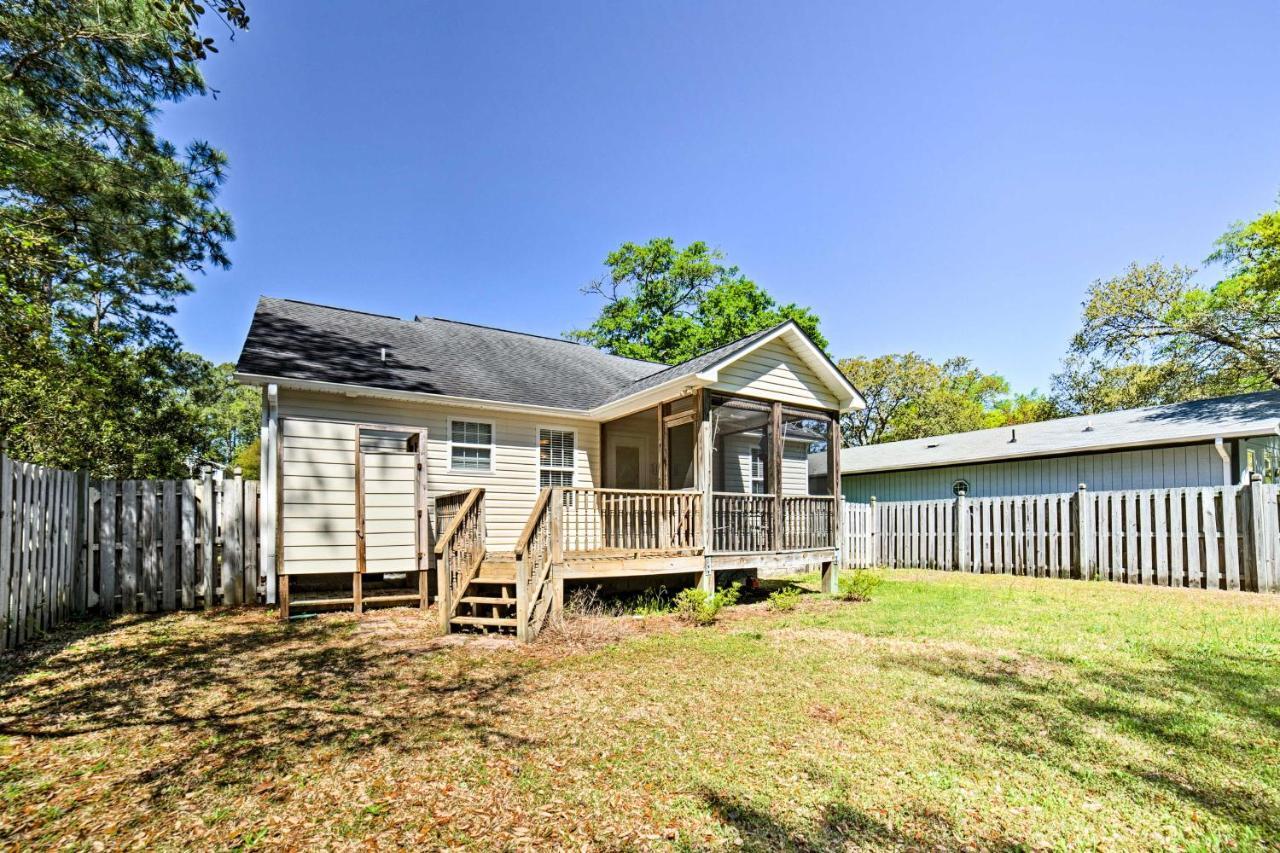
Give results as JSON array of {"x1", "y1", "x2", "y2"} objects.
[{"x1": 435, "y1": 487, "x2": 840, "y2": 640}]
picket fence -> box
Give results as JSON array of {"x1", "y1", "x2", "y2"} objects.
[
  {"x1": 0, "y1": 453, "x2": 261, "y2": 651},
  {"x1": 842, "y1": 478, "x2": 1280, "y2": 593}
]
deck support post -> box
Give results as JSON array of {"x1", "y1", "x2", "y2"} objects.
[
  {"x1": 515, "y1": 555, "x2": 530, "y2": 642},
  {"x1": 352, "y1": 572, "x2": 363, "y2": 616},
  {"x1": 820, "y1": 559, "x2": 838, "y2": 595},
  {"x1": 698, "y1": 562, "x2": 715, "y2": 594},
  {"x1": 278, "y1": 574, "x2": 290, "y2": 621},
  {"x1": 551, "y1": 567, "x2": 565, "y2": 625}
]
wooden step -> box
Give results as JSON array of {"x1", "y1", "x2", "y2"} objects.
[
  {"x1": 459, "y1": 595, "x2": 515, "y2": 605},
  {"x1": 450, "y1": 615, "x2": 517, "y2": 628},
  {"x1": 474, "y1": 571, "x2": 516, "y2": 582}
]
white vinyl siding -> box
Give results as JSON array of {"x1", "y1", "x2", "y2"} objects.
[
  {"x1": 277, "y1": 389, "x2": 597, "y2": 551},
  {"x1": 720, "y1": 434, "x2": 814, "y2": 495},
  {"x1": 280, "y1": 418, "x2": 358, "y2": 575},
  {"x1": 710, "y1": 338, "x2": 839, "y2": 410},
  {"x1": 449, "y1": 419, "x2": 493, "y2": 472},
  {"x1": 539, "y1": 428, "x2": 576, "y2": 488}
]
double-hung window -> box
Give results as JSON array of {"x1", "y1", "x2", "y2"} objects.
[
  {"x1": 538, "y1": 428, "x2": 575, "y2": 488},
  {"x1": 449, "y1": 419, "x2": 493, "y2": 472},
  {"x1": 750, "y1": 447, "x2": 767, "y2": 494}
]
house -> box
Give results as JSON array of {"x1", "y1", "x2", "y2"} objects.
[
  {"x1": 837, "y1": 391, "x2": 1280, "y2": 503},
  {"x1": 235, "y1": 297, "x2": 863, "y2": 639}
]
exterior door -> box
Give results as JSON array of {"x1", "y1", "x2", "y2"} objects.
[{"x1": 609, "y1": 438, "x2": 648, "y2": 489}]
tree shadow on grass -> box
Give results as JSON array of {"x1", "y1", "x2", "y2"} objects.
[
  {"x1": 700, "y1": 787, "x2": 1019, "y2": 852},
  {"x1": 0, "y1": 609, "x2": 540, "y2": 830},
  {"x1": 873, "y1": 641, "x2": 1280, "y2": 838}
]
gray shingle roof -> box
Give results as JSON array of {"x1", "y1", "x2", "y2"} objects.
[
  {"x1": 235, "y1": 297, "x2": 666, "y2": 410},
  {"x1": 841, "y1": 391, "x2": 1280, "y2": 475}
]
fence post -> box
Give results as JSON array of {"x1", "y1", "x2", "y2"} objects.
[
  {"x1": 868, "y1": 496, "x2": 877, "y2": 566},
  {"x1": 954, "y1": 489, "x2": 969, "y2": 572},
  {"x1": 72, "y1": 470, "x2": 90, "y2": 616},
  {"x1": 1072, "y1": 483, "x2": 1092, "y2": 580},
  {"x1": 1242, "y1": 473, "x2": 1268, "y2": 593}
]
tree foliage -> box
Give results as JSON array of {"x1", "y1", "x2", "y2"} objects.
[
  {"x1": 568, "y1": 238, "x2": 827, "y2": 364},
  {"x1": 1054, "y1": 202, "x2": 1280, "y2": 414},
  {"x1": 0, "y1": 0, "x2": 250, "y2": 476},
  {"x1": 838, "y1": 353, "x2": 1056, "y2": 446}
]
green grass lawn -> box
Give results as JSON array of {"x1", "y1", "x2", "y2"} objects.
[{"x1": 0, "y1": 570, "x2": 1276, "y2": 850}]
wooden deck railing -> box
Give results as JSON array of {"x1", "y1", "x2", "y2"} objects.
[
  {"x1": 711, "y1": 493, "x2": 775, "y2": 552},
  {"x1": 559, "y1": 488, "x2": 702, "y2": 553},
  {"x1": 432, "y1": 488, "x2": 485, "y2": 631},
  {"x1": 780, "y1": 496, "x2": 838, "y2": 550}
]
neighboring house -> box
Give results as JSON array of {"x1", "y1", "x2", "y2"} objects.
[
  {"x1": 235, "y1": 298, "x2": 863, "y2": 639},
  {"x1": 836, "y1": 391, "x2": 1280, "y2": 503}
]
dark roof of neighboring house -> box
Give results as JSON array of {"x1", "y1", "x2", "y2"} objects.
[
  {"x1": 235, "y1": 297, "x2": 806, "y2": 412},
  {"x1": 839, "y1": 390, "x2": 1280, "y2": 475}
]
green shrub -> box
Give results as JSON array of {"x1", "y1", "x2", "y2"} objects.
[
  {"x1": 674, "y1": 582, "x2": 742, "y2": 625},
  {"x1": 767, "y1": 586, "x2": 803, "y2": 612},
  {"x1": 837, "y1": 570, "x2": 884, "y2": 602}
]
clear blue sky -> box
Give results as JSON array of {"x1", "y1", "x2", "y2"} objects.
[{"x1": 158, "y1": 0, "x2": 1280, "y2": 394}]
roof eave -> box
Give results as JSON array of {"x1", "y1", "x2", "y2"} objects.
[
  {"x1": 839, "y1": 423, "x2": 1280, "y2": 476},
  {"x1": 233, "y1": 372, "x2": 601, "y2": 419}
]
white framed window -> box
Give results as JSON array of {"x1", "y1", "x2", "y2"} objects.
[
  {"x1": 750, "y1": 446, "x2": 766, "y2": 494},
  {"x1": 538, "y1": 427, "x2": 575, "y2": 488},
  {"x1": 449, "y1": 418, "x2": 494, "y2": 472}
]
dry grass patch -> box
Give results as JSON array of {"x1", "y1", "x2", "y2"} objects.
[{"x1": 1, "y1": 571, "x2": 1277, "y2": 850}]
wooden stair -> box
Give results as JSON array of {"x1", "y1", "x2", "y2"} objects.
[{"x1": 448, "y1": 553, "x2": 518, "y2": 634}]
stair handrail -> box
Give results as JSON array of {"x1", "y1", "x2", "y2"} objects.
[
  {"x1": 515, "y1": 488, "x2": 559, "y2": 641},
  {"x1": 433, "y1": 487, "x2": 486, "y2": 631},
  {"x1": 513, "y1": 487, "x2": 553, "y2": 559}
]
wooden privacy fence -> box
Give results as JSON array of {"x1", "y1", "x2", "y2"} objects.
[
  {"x1": 93, "y1": 474, "x2": 260, "y2": 615},
  {"x1": 842, "y1": 477, "x2": 1280, "y2": 593},
  {"x1": 0, "y1": 452, "x2": 262, "y2": 651}
]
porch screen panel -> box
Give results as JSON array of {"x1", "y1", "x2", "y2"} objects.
[
  {"x1": 711, "y1": 396, "x2": 772, "y2": 494},
  {"x1": 781, "y1": 407, "x2": 833, "y2": 496},
  {"x1": 281, "y1": 419, "x2": 358, "y2": 575}
]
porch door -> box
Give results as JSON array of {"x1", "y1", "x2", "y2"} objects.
[
  {"x1": 609, "y1": 438, "x2": 646, "y2": 490},
  {"x1": 666, "y1": 421, "x2": 696, "y2": 490}
]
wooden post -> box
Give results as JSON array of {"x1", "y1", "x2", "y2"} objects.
[
  {"x1": 550, "y1": 489, "x2": 564, "y2": 564},
  {"x1": 278, "y1": 573, "x2": 290, "y2": 621},
  {"x1": 820, "y1": 559, "x2": 838, "y2": 595},
  {"x1": 769, "y1": 402, "x2": 783, "y2": 552},
  {"x1": 1071, "y1": 484, "x2": 1092, "y2": 580},
  {"x1": 515, "y1": 554, "x2": 530, "y2": 643},
  {"x1": 698, "y1": 567, "x2": 715, "y2": 594},
  {"x1": 829, "y1": 413, "x2": 842, "y2": 563},
  {"x1": 352, "y1": 571, "x2": 363, "y2": 616},
  {"x1": 1242, "y1": 473, "x2": 1268, "y2": 593},
  {"x1": 0, "y1": 452, "x2": 11, "y2": 649},
  {"x1": 868, "y1": 496, "x2": 878, "y2": 566},
  {"x1": 222, "y1": 470, "x2": 243, "y2": 606},
  {"x1": 697, "y1": 390, "x2": 713, "y2": 553},
  {"x1": 415, "y1": 429, "x2": 430, "y2": 610},
  {"x1": 99, "y1": 480, "x2": 116, "y2": 616},
  {"x1": 954, "y1": 488, "x2": 969, "y2": 572},
  {"x1": 436, "y1": 548, "x2": 451, "y2": 633},
  {"x1": 199, "y1": 473, "x2": 215, "y2": 607},
  {"x1": 72, "y1": 470, "x2": 90, "y2": 616}
]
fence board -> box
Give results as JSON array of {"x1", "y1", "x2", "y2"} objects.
[
  {"x1": 162, "y1": 482, "x2": 178, "y2": 611},
  {"x1": 0, "y1": 456, "x2": 11, "y2": 649},
  {"x1": 842, "y1": 482, "x2": 1272, "y2": 596},
  {"x1": 181, "y1": 481, "x2": 196, "y2": 608}
]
